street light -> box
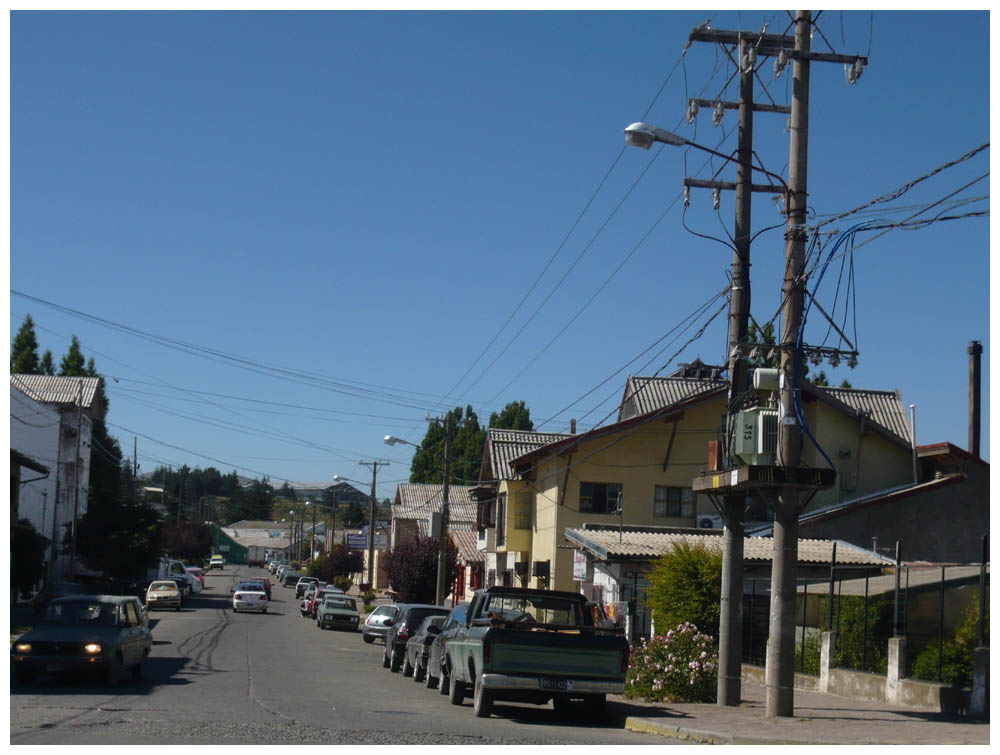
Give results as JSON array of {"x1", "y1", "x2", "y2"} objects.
[{"x1": 384, "y1": 435, "x2": 420, "y2": 448}]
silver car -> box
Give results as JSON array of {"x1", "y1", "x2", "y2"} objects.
[{"x1": 362, "y1": 603, "x2": 400, "y2": 644}]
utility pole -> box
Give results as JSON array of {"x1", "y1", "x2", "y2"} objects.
[
  {"x1": 132, "y1": 436, "x2": 138, "y2": 505},
  {"x1": 768, "y1": 10, "x2": 811, "y2": 719},
  {"x1": 69, "y1": 378, "x2": 83, "y2": 578},
  {"x1": 435, "y1": 414, "x2": 452, "y2": 606},
  {"x1": 359, "y1": 460, "x2": 389, "y2": 588},
  {"x1": 309, "y1": 501, "x2": 317, "y2": 561}
]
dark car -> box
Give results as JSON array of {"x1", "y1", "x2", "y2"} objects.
[
  {"x1": 425, "y1": 602, "x2": 470, "y2": 692},
  {"x1": 282, "y1": 571, "x2": 302, "y2": 588},
  {"x1": 404, "y1": 615, "x2": 446, "y2": 682},
  {"x1": 32, "y1": 582, "x2": 88, "y2": 617},
  {"x1": 246, "y1": 578, "x2": 272, "y2": 601},
  {"x1": 164, "y1": 577, "x2": 190, "y2": 601},
  {"x1": 362, "y1": 604, "x2": 400, "y2": 644},
  {"x1": 12, "y1": 595, "x2": 153, "y2": 686},
  {"x1": 382, "y1": 604, "x2": 450, "y2": 673}
]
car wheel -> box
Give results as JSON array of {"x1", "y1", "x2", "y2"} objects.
[
  {"x1": 426, "y1": 670, "x2": 438, "y2": 689},
  {"x1": 448, "y1": 676, "x2": 466, "y2": 706},
  {"x1": 132, "y1": 653, "x2": 147, "y2": 681},
  {"x1": 414, "y1": 662, "x2": 425, "y2": 683},
  {"x1": 473, "y1": 675, "x2": 493, "y2": 718},
  {"x1": 439, "y1": 669, "x2": 450, "y2": 696},
  {"x1": 390, "y1": 652, "x2": 401, "y2": 673},
  {"x1": 175, "y1": 605, "x2": 181, "y2": 612},
  {"x1": 402, "y1": 655, "x2": 414, "y2": 677},
  {"x1": 382, "y1": 651, "x2": 390, "y2": 669},
  {"x1": 363, "y1": 634, "x2": 375, "y2": 644},
  {"x1": 13, "y1": 666, "x2": 34, "y2": 686},
  {"x1": 263, "y1": 607, "x2": 267, "y2": 614},
  {"x1": 105, "y1": 653, "x2": 123, "y2": 687},
  {"x1": 583, "y1": 694, "x2": 606, "y2": 717},
  {"x1": 552, "y1": 694, "x2": 573, "y2": 715}
]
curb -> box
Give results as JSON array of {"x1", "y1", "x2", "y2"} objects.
[{"x1": 624, "y1": 717, "x2": 820, "y2": 746}]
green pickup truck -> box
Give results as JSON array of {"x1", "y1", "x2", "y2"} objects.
[{"x1": 442, "y1": 586, "x2": 628, "y2": 718}]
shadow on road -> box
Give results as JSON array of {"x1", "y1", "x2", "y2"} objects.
[{"x1": 9, "y1": 656, "x2": 195, "y2": 696}]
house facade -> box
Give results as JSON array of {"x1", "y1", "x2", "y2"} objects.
[{"x1": 10, "y1": 375, "x2": 104, "y2": 581}]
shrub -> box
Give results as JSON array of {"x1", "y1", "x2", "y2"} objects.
[
  {"x1": 307, "y1": 556, "x2": 326, "y2": 578},
  {"x1": 363, "y1": 604, "x2": 375, "y2": 613},
  {"x1": 361, "y1": 588, "x2": 377, "y2": 604},
  {"x1": 795, "y1": 632, "x2": 822, "y2": 676},
  {"x1": 291, "y1": 561, "x2": 301, "y2": 571},
  {"x1": 645, "y1": 542, "x2": 722, "y2": 639},
  {"x1": 911, "y1": 640, "x2": 973, "y2": 687},
  {"x1": 332, "y1": 576, "x2": 352, "y2": 592},
  {"x1": 384, "y1": 535, "x2": 457, "y2": 604},
  {"x1": 624, "y1": 622, "x2": 718, "y2": 703},
  {"x1": 822, "y1": 594, "x2": 892, "y2": 674}
]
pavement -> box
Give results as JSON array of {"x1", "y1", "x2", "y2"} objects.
[{"x1": 616, "y1": 677, "x2": 989, "y2": 745}]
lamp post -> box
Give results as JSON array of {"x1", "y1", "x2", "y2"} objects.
[
  {"x1": 336, "y1": 469, "x2": 387, "y2": 589},
  {"x1": 386, "y1": 419, "x2": 451, "y2": 607},
  {"x1": 286, "y1": 515, "x2": 293, "y2": 562}
]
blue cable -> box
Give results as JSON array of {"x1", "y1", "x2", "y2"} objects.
[{"x1": 792, "y1": 221, "x2": 873, "y2": 472}]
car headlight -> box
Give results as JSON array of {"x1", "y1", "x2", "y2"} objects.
[
  {"x1": 14, "y1": 643, "x2": 31, "y2": 653},
  {"x1": 84, "y1": 643, "x2": 102, "y2": 654}
]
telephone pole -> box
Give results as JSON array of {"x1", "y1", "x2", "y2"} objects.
[
  {"x1": 435, "y1": 414, "x2": 452, "y2": 606},
  {"x1": 69, "y1": 378, "x2": 83, "y2": 578},
  {"x1": 359, "y1": 460, "x2": 389, "y2": 588}
]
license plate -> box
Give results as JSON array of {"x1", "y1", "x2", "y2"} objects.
[{"x1": 541, "y1": 678, "x2": 567, "y2": 691}]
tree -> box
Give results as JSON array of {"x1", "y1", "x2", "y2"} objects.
[
  {"x1": 342, "y1": 499, "x2": 366, "y2": 528},
  {"x1": 162, "y1": 521, "x2": 214, "y2": 563},
  {"x1": 39, "y1": 350, "x2": 55, "y2": 375},
  {"x1": 278, "y1": 482, "x2": 298, "y2": 501},
  {"x1": 11, "y1": 519, "x2": 49, "y2": 601},
  {"x1": 75, "y1": 501, "x2": 163, "y2": 579},
  {"x1": 489, "y1": 400, "x2": 534, "y2": 431},
  {"x1": 59, "y1": 335, "x2": 87, "y2": 376},
  {"x1": 321, "y1": 546, "x2": 364, "y2": 581},
  {"x1": 10, "y1": 315, "x2": 40, "y2": 374},
  {"x1": 384, "y1": 534, "x2": 458, "y2": 604},
  {"x1": 646, "y1": 542, "x2": 723, "y2": 639},
  {"x1": 746, "y1": 322, "x2": 811, "y2": 379}
]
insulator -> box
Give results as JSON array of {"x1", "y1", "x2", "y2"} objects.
[
  {"x1": 684, "y1": 185, "x2": 691, "y2": 208},
  {"x1": 847, "y1": 354, "x2": 858, "y2": 369},
  {"x1": 750, "y1": 346, "x2": 761, "y2": 361},
  {"x1": 713, "y1": 100, "x2": 724, "y2": 127},
  {"x1": 687, "y1": 99, "x2": 699, "y2": 124},
  {"x1": 829, "y1": 353, "x2": 841, "y2": 368},
  {"x1": 743, "y1": 46, "x2": 757, "y2": 73},
  {"x1": 774, "y1": 49, "x2": 789, "y2": 79},
  {"x1": 767, "y1": 348, "x2": 777, "y2": 362},
  {"x1": 846, "y1": 58, "x2": 865, "y2": 86},
  {"x1": 810, "y1": 351, "x2": 823, "y2": 366},
  {"x1": 713, "y1": 188, "x2": 721, "y2": 210},
  {"x1": 772, "y1": 194, "x2": 786, "y2": 214}
]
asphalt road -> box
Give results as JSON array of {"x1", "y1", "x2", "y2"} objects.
[{"x1": 10, "y1": 565, "x2": 669, "y2": 745}]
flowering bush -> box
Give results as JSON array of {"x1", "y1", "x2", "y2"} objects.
[{"x1": 624, "y1": 622, "x2": 718, "y2": 703}]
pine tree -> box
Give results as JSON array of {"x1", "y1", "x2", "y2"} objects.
[
  {"x1": 59, "y1": 335, "x2": 87, "y2": 376},
  {"x1": 10, "y1": 315, "x2": 40, "y2": 374},
  {"x1": 39, "y1": 350, "x2": 55, "y2": 375}
]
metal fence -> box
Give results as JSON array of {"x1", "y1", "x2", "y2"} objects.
[{"x1": 741, "y1": 534, "x2": 989, "y2": 686}]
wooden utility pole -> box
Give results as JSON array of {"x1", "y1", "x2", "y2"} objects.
[
  {"x1": 69, "y1": 378, "x2": 83, "y2": 577},
  {"x1": 435, "y1": 414, "x2": 452, "y2": 606},
  {"x1": 359, "y1": 460, "x2": 389, "y2": 588}
]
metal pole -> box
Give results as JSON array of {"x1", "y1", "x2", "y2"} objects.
[
  {"x1": 909, "y1": 405, "x2": 918, "y2": 483},
  {"x1": 69, "y1": 379, "x2": 83, "y2": 577},
  {"x1": 828, "y1": 542, "x2": 837, "y2": 630},
  {"x1": 862, "y1": 573, "x2": 869, "y2": 672},
  {"x1": 800, "y1": 581, "x2": 808, "y2": 672},
  {"x1": 767, "y1": 9, "x2": 811, "y2": 719},
  {"x1": 893, "y1": 540, "x2": 902, "y2": 636},
  {"x1": 435, "y1": 415, "x2": 452, "y2": 606},
  {"x1": 968, "y1": 341, "x2": 982, "y2": 457},
  {"x1": 749, "y1": 580, "x2": 756, "y2": 664},
  {"x1": 310, "y1": 502, "x2": 317, "y2": 561},
  {"x1": 360, "y1": 461, "x2": 387, "y2": 588},
  {"x1": 718, "y1": 37, "x2": 754, "y2": 706},
  {"x1": 938, "y1": 565, "x2": 946, "y2": 681},
  {"x1": 979, "y1": 533, "x2": 987, "y2": 647}
]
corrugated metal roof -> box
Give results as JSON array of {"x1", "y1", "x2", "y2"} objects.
[
  {"x1": 11, "y1": 374, "x2": 102, "y2": 411},
  {"x1": 481, "y1": 429, "x2": 573, "y2": 481},
  {"x1": 618, "y1": 375, "x2": 727, "y2": 421},
  {"x1": 802, "y1": 566, "x2": 988, "y2": 597},
  {"x1": 811, "y1": 386, "x2": 911, "y2": 445},
  {"x1": 448, "y1": 527, "x2": 482, "y2": 563},
  {"x1": 393, "y1": 483, "x2": 478, "y2": 523},
  {"x1": 564, "y1": 527, "x2": 892, "y2": 566}
]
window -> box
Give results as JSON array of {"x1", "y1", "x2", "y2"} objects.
[
  {"x1": 514, "y1": 491, "x2": 533, "y2": 529},
  {"x1": 654, "y1": 486, "x2": 695, "y2": 518},
  {"x1": 124, "y1": 603, "x2": 139, "y2": 627},
  {"x1": 579, "y1": 482, "x2": 622, "y2": 514},
  {"x1": 496, "y1": 493, "x2": 507, "y2": 546}
]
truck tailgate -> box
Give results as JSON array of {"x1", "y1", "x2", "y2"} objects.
[{"x1": 488, "y1": 628, "x2": 627, "y2": 680}]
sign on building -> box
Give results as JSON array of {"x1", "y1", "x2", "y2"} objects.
[
  {"x1": 347, "y1": 534, "x2": 387, "y2": 550},
  {"x1": 573, "y1": 549, "x2": 588, "y2": 581}
]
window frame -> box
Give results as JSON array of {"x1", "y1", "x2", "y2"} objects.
[
  {"x1": 653, "y1": 485, "x2": 695, "y2": 519},
  {"x1": 514, "y1": 491, "x2": 532, "y2": 530},
  {"x1": 579, "y1": 482, "x2": 623, "y2": 514}
]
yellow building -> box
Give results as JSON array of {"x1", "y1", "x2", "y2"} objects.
[{"x1": 478, "y1": 370, "x2": 914, "y2": 592}]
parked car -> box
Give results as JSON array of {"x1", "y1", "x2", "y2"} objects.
[
  {"x1": 277, "y1": 566, "x2": 293, "y2": 582},
  {"x1": 282, "y1": 570, "x2": 302, "y2": 588},
  {"x1": 164, "y1": 577, "x2": 191, "y2": 601},
  {"x1": 443, "y1": 586, "x2": 629, "y2": 718},
  {"x1": 302, "y1": 586, "x2": 344, "y2": 619},
  {"x1": 11, "y1": 595, "x2": 153, "y2": 686},
  {"x1": 383, "y1": 604, "x2": 450, "y2": 673},
  {"x1": 209, "y1": 555, "x2": 225, "y2": 570},
  {"x1": 362, "y1": 604, "x2": 400, "y2": 645},
  {"x1": 246, "y1": 578, "x2": 272, "y2": 601},
  {"x1": 145, "y1": 580, "x2": 182, "y2": 611},
  {"x1": 404, "y1": 615, "x2": 446, "y2": 682},
  {"x1": 425, "y1": 602, "x2": 470, "y2": 691},
  {"x1": 186, "y1": 567, "x2": 205, "y2": 587},
  {"x1": 271, "y1": 560, "x2": 288, "y2": 575},
  {"x1": 232, "y1": 582, "x2": 268, "y2": 614},
  {"x1": 31, "y1": 582, "x2": 88, "y2": 618},
  {"x1": 295, "y1": 576, "x2": 320, "y2": 599},
  {"x1": 316, "y1": 595, "x2": 360, "y2": 631}
]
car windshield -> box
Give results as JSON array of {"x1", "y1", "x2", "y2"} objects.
[
  {"x1": 323, "y1": 597, "x2": 357, "y2": 610},
  {"x1": 405, "y1": 607, "x2": 450, "y2": 627},
  {"x1": 481, "y1": 594, "x2": 588, "y2": 626},
  {"x1": 237, "y1": 583, "x2": 264, "y2": 591},
  {"x1": 44, "y1": 601, "x2": 118, "y2": 626},
  {"x1": 150, "y1": 583, "x2": 177, "y2": 591},
  {"x1": 372, "y1": 605, "x2": 397, "y2": 617}
]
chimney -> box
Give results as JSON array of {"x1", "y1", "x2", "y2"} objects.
[
  {"x1": 968, "y1": 340, "x2": 982, "y2": 458},
  {"x1": 570, "y1": 419, "x2": 577, "y2": 435}
]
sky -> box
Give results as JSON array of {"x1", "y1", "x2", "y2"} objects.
[{"x1": 9, "y1": 10, "x2": 992, "y2": 502}]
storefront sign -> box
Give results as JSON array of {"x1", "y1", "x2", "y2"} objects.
[{"x1": 573, "y1": 549, "x2": 587, "y2": 581}]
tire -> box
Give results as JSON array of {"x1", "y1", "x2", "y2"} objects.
[
  {"x1": 363, "y1": 634, "x2": 375, "y2": 644},
  {"x1": 382, "y1": 652, "x2": 390, "y2": 669},
  {"x1": 402, "y1": 655, "x2": 414, "y2": 677},
  {"x1": 439, "y1": 669, "x2": 450, "y2": 696},
  {"x1": 390, "y1": 652, "x2": 401, "y2": 673},
  {"x1": 583, "y1": 694, "x2": 606, "y2": 717},
  {"x1": 473, "y1": 675, "x2": 493, "y2": 718},
  {"x1": 132, "y1": 653, "x2": 146, "y2": 682},
  {"x1": 448, "y1": 675, "x2": 466, "y2": 705},
  {"x1": 263, "y1": 607, "x2": 267, "y2": 614},
  {"x1": 13, "y1": 666, "x2": 34, "y2": 686},
  {"x1": 105, "y1": 654, "x2": 123, "y2": 687},
  {"x1": 414, "y1": 662, "x2": 425, "y2": 683},
  {"x1": 426, "y1": 670, "x2": 438, "y2": 689},
  {"x1": 175, "y1": 605, "x2": 180, "y2": 612}
]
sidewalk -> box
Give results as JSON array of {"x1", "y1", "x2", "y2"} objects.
[{"x1": 617, "y1": 678, "x2": 989, "y2": 745}]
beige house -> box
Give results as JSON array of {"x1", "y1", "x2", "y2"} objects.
[{"x1": 478, "y1": 370, "x2": 914, "y2": 592}]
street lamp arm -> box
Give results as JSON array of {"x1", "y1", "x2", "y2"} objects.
[{"x1": 384, "y1": 435, "x2": 420, "y2": 448}]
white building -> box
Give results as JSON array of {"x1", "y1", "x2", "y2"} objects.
[{"x1": 10, "y1": 375, "x2": 103, "y2": 581}]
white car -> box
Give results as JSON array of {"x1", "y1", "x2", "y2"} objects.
[
  {"x1": 232, "y1": 582, "x2": 268, "y2": 613},
  {"x1": 209, "y1": 555, "x2": 225, "y2": 570}
]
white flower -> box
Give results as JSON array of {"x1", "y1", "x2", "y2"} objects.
[{"x1": 700, "y1": 651, "x2": 707, "y2": 659}]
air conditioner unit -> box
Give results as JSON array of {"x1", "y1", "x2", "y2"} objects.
[
  {"x1": 698, "y1": 515, "x2": 723, "y2": 529},
  {"x1": 733, "y1": 408, "x2": 779, "y2": 465}
]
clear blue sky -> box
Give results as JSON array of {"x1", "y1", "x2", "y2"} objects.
[{"x1": 10, "y1": 10, "x2": 991, "y2": 500}]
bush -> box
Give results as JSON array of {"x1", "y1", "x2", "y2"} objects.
[
  {"x1": 646, "y1": 542, "x2": 722, "y2": 639},
  {"x1": 795, "y1": 632, "x2": 822, "y2": 676},
  {"x1": 291, "y1": 561, "x2": 301, "y2": 571},
  {"x1": 361, "y1": 588, "x2": 377, "y2": 604},
  {"x1": 624, "y1": 622, "x2": 718, "y2": 703},
  {"x1": 307, "y1": 556, "x2": 326, "y2": 578},
  {"x1": 822, "y1": 594, "x2": 892, "y2": 674},
  {"x1": 384, "y1": 535, "x2": 457, "y2": 604},
  {"x1": 912, "y1": 641, "x2": 973, "y2": 687},
  {"x1": 332, "y1": 576, "x2": 352, "y2": 592},
  {"x1": 363, "y1": 604, "x2": 375, "y2": 613}
]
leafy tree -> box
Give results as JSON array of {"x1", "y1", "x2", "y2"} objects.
[
  {"x1": 278, "y1": 481, "x2": 298, "y2": 500},
  {"x1": 10, "y1": 315, "x2": 40, "y2": 374},
  {"x1": 384, "y1": 534, "x2": 458, "y2": 604},
  {"x1": 489, "y1": 400, "x2": 533, "y2": 431},
  {"x1": 342, "y1": 499, "x2": 366, "y2": 528},
  {"x1": 320, "y1": 546, "x2": 364, "y2": 582},
  {"x1": 59, "y1": 335, "x2": 87, "y2": 376},
  {"x1": 75, "y1": 500, "x2": 163, "y2": 579},
  {"x1": 11, "y1": 519, "x2": 49, "y2": 601},
  {"x1": 646, "y1": 542, "x2": 723, "y2": 639},
  {"x1": 162, "y1": 520, "x2": 214, "y2": 563},
  {"x1": 39, "y1": 350, "x2": 55, "y2": 375}
]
